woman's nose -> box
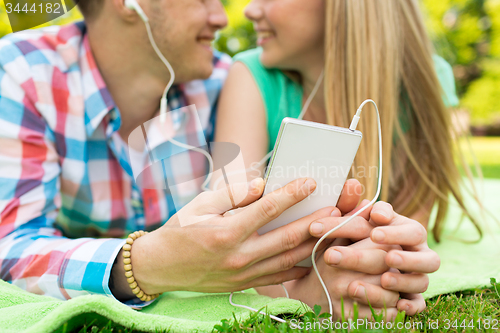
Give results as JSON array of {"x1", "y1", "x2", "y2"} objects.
[{"x1": 244, "y1": 0, "x2": 264, "y2": 22}]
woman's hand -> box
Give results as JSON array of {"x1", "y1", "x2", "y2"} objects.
[
  {"x1": 296, "y1": 201, "x2": 400, "y2": 320},
  {"x1": 286, "y1": 236, "x2": 401, "y2": 321},
  {"x1": 368, "y1": 202, "x2": 440, "y2": 315},
  {"x1": 308, "y1": 196, "x2": 440, "y2": 316}
]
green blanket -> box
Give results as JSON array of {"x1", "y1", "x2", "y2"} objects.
[
  {"x1": 0, "y1": 178, "x2": 498, "y2": 332},
  {"x1": 0, "y1": 284, "x2": 308, "y2": 333},
  {"x1": 424, "y1": 177, "x2": 500, "y2": 298}
]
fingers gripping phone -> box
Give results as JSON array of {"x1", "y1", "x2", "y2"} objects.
[{"x1": 258, "y1": 118, "x2": 362, "y2": 267}]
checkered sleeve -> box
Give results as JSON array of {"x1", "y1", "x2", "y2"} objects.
[{"x1": 0, "y1": 44, "x2": 128, "y2": 303}]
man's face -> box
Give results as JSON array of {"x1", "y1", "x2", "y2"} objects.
[{"x1": 148, "y1": 0, "x2": 228, "y2": 83}]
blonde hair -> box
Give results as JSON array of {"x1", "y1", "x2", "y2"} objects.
[{"x1": 323, "y1": 0, "x2": 480, "y2": 241}]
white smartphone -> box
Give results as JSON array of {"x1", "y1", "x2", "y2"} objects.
[{"x1": 258, "y1": 118, "x2": 362, "y2": 267}]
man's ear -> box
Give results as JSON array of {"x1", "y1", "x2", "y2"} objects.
[{"x1": 111, "y1": 0, "x2": 143, "y2": 22}]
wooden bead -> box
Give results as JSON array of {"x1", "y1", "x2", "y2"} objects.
[{"x1": 122, "y1": 230, "x2": 151, "y2": 302}]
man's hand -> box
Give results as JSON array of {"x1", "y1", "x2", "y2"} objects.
[{"x1": 111, "y1": 177, "x2": 340, "y2": 298}]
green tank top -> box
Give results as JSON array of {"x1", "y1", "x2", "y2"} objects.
[{"x1": 233, "y1": 48, "x2": 459, "y2": 152}]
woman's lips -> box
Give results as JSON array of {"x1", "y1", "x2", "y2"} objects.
[{"x1": 256, "y1": 30, "x2": 275, "y2": 46}]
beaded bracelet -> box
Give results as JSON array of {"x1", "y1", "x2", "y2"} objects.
[{"x1": 123, "y1": 230, "x2": 160, "y2": 302}]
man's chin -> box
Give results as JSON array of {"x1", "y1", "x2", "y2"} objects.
[
  {"x1": 198, "y1": 67, "x2": 213, "y2": 80},
  {"x1": 174, "y1": 59, "x2": 213, "y2": 83},
  {"x1": 188, "y1": 65, "x2": 214, "y2": 81}
]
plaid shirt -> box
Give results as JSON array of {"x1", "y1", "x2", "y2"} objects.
[{"x1": 0, "y1": 22, "x2": 231, "y2": 305}]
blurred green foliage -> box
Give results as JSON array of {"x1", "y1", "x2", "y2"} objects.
[
  {"x1": 215, "y1": 0, "x2": 255, "y2": 56},
  {"x1": 0, "y1": 0, "x2": 82, "y2": 35},
  {"x1": 461, "y1": 0, "x2": 500, "y2": 125},
  {"x1": 422, "y1": 0, "x2": 500, "y2": 125},
  {"x1": 0, "y1": 0, "x2": 498, "y2": 125},
  {"x1": 462, "y1": 59, "x2": 500, "y2": 124}
]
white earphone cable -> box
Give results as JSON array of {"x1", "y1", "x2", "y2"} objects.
[
  {"x1": 228, "y1": 292, "x2": 292, "y2": 325},
  {"x1": 225, "y1": 71, "x2": 326, "y2": 321},
  {"x1": 138, "y1": 6, "x2": 383, "y2": 323},
  {"x1": 211, "y1": 70, "x2": 324, "y2": 191},
  {"x1": 143, "y1": 19, "x2": 175, "y2": 120},
  {"x1": 138, "y1": 9, "x2": 216, "y2": 192},
  {"x1": 131, "y1": 0, "x2": 296, "y2": 325},
  {"x1": 311, "y1": 99, "x2": 383, "y2": 317},
  {"x1": 229, "y1": 100, "x2": 382, "y2": 325},
  {"x1": 298, "y1": 70, "x2": 325, "y2": 121}
]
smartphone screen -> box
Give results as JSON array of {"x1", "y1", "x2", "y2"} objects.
[{"x1": 259, "y1": 118, "x2": 362, "y2": 266}]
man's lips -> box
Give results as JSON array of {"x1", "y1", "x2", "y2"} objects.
[{"x1": 197, "y1": 36, "x2": 215, "y2": 46}]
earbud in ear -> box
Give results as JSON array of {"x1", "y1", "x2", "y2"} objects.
[{"x1": 124, "y1": 0, "x2": 149, "y2": 23}]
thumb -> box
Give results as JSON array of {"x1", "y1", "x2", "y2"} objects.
[{"x1": 193, "y1": 178, "x2": 265, "y2": 215}]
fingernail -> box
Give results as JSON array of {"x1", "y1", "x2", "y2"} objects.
[
  {"x1": 354, "y1": 285, "x2": 366, "y2": 298},
  {"x1": 391, "y1": 253, "x2": 403, "y2": 266},
  {"x1": 302, "y1": 178, "x2": 316, "y2": 193},
  {"x1": 376, "y1": 209, "x2": 390, "y2": 219},
  {"x1": 310, "y1": 222, "x2": 323, "y2": 235},
  {"x1": 327, "y1": 250, "x2": 342, "y2": 265},
  {"x1": 386, "y1": 276, "x2": 397, "y2": 288},
  {"x1": 331, "y1": 208, "x2": 341, "y2": 217},
  {"x1": 249, "y1": 178, "x2": 263, "y2": 194},
  {"x1": 372, "y1": 229, "x2": 385, "y2": 242}
]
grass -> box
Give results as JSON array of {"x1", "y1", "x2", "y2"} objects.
[
  {"x1": 64, "y1": 282, "x2": 500, "y2": 333},
  {"x1": 459, "y1": 136, "x2": 500, "y2": 179},
  {"x1": 63, "y1": 136, "x2": 500, "y2": 333},
  {"x1": 213, "y1": 285, "x2": 500, "y2": 333}
]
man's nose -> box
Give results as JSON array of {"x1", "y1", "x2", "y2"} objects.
[{"x1": 209, "y1": 0, "x2": 229, "y2": 30}]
